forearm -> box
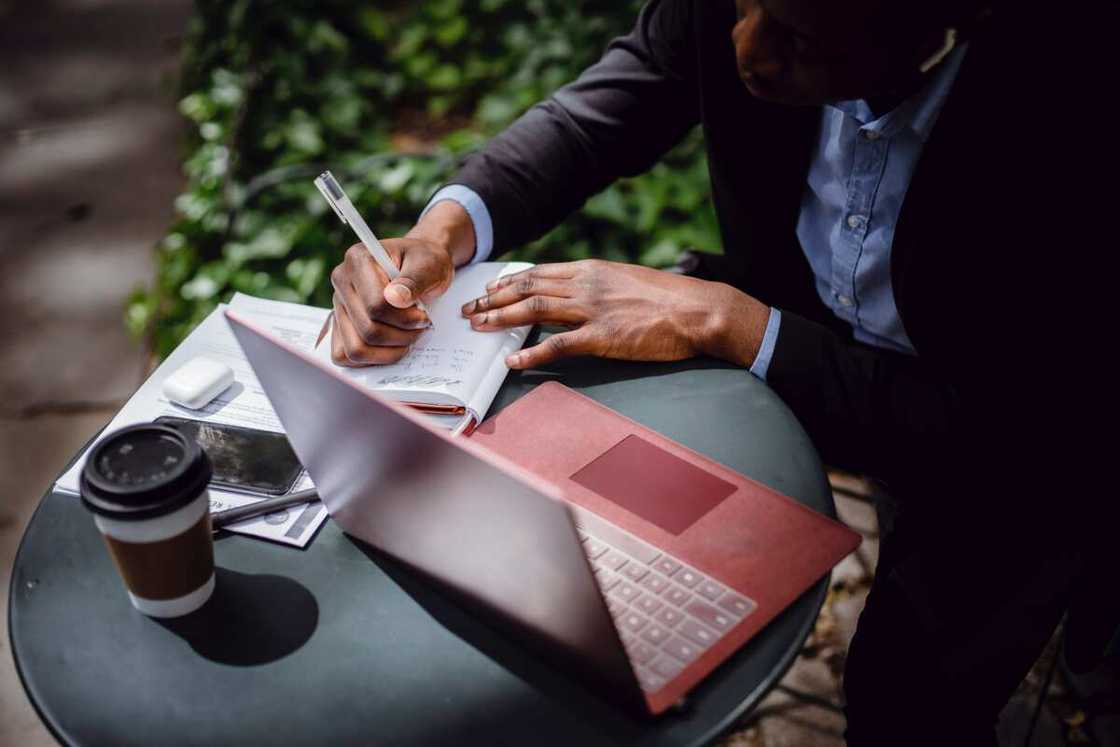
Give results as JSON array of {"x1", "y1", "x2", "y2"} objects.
[
  {"x1": 699, "y1": 283, "x2": 771, "y2": 370},
  {"x1": 407, "y1": 200, "x2": 477, "y2": 268}
]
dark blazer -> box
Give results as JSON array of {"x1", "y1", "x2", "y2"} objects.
[{"x1": 450, "y1": 1, "x2": 1114, "y2": 661}]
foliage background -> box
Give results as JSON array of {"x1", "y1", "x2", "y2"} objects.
[{"x1": 132, "y1": 0, "x2": 719, "y2": 357}]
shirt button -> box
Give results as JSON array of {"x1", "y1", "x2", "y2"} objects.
[
  {"x1": 846, "y1": 214, "x2": 862, "y2": 229},
  {"x1": 862, "y1": 129, "x2": 881, "y2": 141},
  {"x1": 837, "y1": 295, "x2": 853, "y2": 307}
]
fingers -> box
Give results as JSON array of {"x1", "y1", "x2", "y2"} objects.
[
  {"x1": 507, "y1": 330, "x2": 594, "y2": 370},
  {"x1": 468, "y1": 295, "x2": 583, "y2": 330},
  {"x1": 330, "y1": 294, "x2": 422, "y2": 367},
  {"x1": 462, "y1": 274, "x2": 573, "y2": 316},
  {"x1": 384, "y1": 238, "x2": 453, "y2": 309},
  {"x1": 484, "y1": 263, "x2": 579, "y2": 292},
  {"x1": 334, "y1": 247, "x2": 430, "y2": 332}
]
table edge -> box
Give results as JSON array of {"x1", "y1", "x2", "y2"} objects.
[{"x1": 9, "y1": 489, "x2": 78, "y2": 747}]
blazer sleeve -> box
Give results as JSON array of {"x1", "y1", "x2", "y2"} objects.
[
  {"x1": 764, "y1": 311, "x2": 962, "y2": 483},
  {"x1": 449, "y1": 0, "x2": 701, "y2": 253}
]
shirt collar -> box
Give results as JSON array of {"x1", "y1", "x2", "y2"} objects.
[{"x1": 831, "y1": 43, "x2": 968, "y2": 143}]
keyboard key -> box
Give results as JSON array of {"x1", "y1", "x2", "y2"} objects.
[
  {"x1": 639, "y1": 572, "x2": 669, "y2": 595},
  {"x1": 595, "y1": 569, "x2": 620, "y2": 593},
  {"x1": 611, "y1": 580, "x2": 641, "y2": 604},
  {"x1": 678, "y1": 618, "x2": 719, "y2": 648},
  {"x1": 640, "y1": 622, "x2": 671, "y2": 646},
  {"x1": 573, "y1": 509, "x2": 661, "y2": 564},
  {"x1": 654, "y1": 606, "x2": 684, "y2": 628},
  {"x1": 653, "y1": 556, "x2": 682, "y2": 576},
  {"x1": 663, "y1": 636, "x2": 701, "y2": 664},
  {"x1": 627, "y1": 639, "x2": 659, "y2": 665},
  {"x1": 597, "y1": 549, "x2": 629, "y2": 571},
  {"x1": 583, "y1": 537, "x2": 608, "y2": 559},
  {"x1": 635, "y1": 594, "x2": 663, "y2": 616},
  {"x1": 717, "y1": 592, "x2": 757, "y2": 619},
  {"x1": 674, "y1": 567, "x2": 702, "y2": 588},
  {"x1": 649, "y1": 655, "x2": 685, "y2": 680},
  {"x1": 696, "y1": 579, "x2": 725, "y2": 602},
  {"x1": 621, "y1": 563, "x2": 648, "y2": 583},
  {"x1": 636, "y1": 669, "x2": 666, "y2": 692},
  {"x1": 685, "y1": 599, "x2": 735, "y2": 632},
  {"x1": 663, "y1": 586, "x2": 692, "y2": 608},
  {"x1": 621, "y1": 611, "x2": 649, "y2": 634}
]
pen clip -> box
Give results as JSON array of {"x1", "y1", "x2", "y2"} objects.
[{"x1": 315, "y1": 171, "x2": 348, "y2": 225}]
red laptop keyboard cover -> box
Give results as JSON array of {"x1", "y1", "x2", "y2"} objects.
[{"x1": 469, "y1": 381, "x2": 860, "y2": 714}]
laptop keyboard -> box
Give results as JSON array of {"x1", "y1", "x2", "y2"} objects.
[{"x1": 573, "y1": 512, "x2": 757, "y2": 694}]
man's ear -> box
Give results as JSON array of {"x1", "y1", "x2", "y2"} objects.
[{"x1": 919, "y1": 27, "x2": 958, "y2": 73}]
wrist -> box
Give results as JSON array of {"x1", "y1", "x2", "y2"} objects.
[
  {"x1": 408, "y1": 200, "x2": 477, "y2": 268},
  {"x1": 699, "y1": 283, "x2": 768, "y2": 368}
]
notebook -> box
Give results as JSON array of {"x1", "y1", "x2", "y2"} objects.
[{"x1": 314, "y1": 260, "x2": 533, "y2": 431}]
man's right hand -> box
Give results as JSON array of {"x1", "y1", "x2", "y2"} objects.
[{"x1": 328, "y1": 237, "x2": 454, "y2": 366}]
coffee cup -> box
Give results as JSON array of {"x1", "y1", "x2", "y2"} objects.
[{"x1": 80, "y1": 423, "x2": 215, "y2": 617}]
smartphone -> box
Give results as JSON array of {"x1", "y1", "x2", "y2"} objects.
[{"x1": 154, "y1": 416, "x2": 303, "y2": 496}]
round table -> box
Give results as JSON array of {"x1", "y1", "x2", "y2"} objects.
[{"x1": 9, "y1": 355, "x2": 835, "y2": 746}]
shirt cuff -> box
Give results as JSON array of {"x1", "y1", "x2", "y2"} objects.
[
  {"x1": 748, "y1": 308, "x2": 781, "y2": 381},
  {"x1": 419, "y1": 184, "x2": 494, "y2": 265}
]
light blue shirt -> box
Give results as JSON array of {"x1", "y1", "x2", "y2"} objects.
[
  {"x1": 792, "y1": 46, "x2": 967, "y2": 359},
  {"x1": 422, "y1": 46, "x2": 967, "y2": 376},
  {"x1": 420, "y1": 183, "x2": 495, "y2": 265}
]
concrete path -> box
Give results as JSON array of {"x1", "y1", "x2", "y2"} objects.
[{"x1": 0, "y1": 1, "x2": 191, "y2": 744}]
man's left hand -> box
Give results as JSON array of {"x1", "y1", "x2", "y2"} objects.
[{"x1": 460, "y1": 259, "x2": 771, "y2": 370}]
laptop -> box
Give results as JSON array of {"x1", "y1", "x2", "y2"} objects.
[{"x1": 226, "y1": 309, "x2": 859, "y2": 716}]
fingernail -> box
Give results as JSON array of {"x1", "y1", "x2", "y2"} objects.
[
  {"x1": 387, "y1": 283, "x2": 412, "y2": 305},
  {"x1": 461, "y1": 299, "x2": 477, "y2": 315},
  {"x1": 506, "y1": 353, "x2": 522, "y2": 368},
  {"x1": 472, "y1": 312, "x2": 488, "y2": 326},
  {"x1": 485, "y1": 281, "x2": 498, "y2": 291}
]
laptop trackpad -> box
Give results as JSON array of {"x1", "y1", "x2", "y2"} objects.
[{"x1": 569, "y1": 434, "x2": 736, "y2": 535}]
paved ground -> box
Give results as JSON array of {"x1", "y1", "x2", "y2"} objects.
[
  {"x1": 0, "y1": 1, "x2": 192, "y2": 744},
  {"x1": 0, "y1": 2, "x2": 1115, "y2": 746}
]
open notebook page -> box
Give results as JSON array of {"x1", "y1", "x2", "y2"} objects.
[{"x1": 314, "y1": 261, "x2": 532, "y2": 421}]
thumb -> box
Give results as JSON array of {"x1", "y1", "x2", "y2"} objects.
[{"x1": 383, "y1": 243, "x2": 448, "y2": 309}]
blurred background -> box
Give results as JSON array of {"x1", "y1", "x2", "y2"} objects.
[{"x1": 0, "y1": 2, "x2": 1113, "y2": 745}]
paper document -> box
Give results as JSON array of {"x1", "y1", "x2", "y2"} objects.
[
  {"x1": 314, "y1": 261, "x2": 533, "y2": 428},
  {"x1": 55, "y1": 296, "x2": 332, "y2": 547}
]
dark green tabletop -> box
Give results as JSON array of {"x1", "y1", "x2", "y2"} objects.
[{"x1": 9, "y1": 355, "x2": 834, "y2": 746}]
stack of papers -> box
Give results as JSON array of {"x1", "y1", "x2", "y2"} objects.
[{"x1": 55, "y1": 294, "x2": 333, "y2": 548}]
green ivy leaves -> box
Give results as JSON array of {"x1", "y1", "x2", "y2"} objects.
[{"x1": 136, "y1": 0, "x2": 719, "y2": 357}]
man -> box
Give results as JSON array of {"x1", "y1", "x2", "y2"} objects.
[{"x1": 328, "y1": 1, "x2": 1112, "y2": 743}]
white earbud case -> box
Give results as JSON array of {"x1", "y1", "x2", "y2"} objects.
[{"x1": 162, "y1": 357, "x2": 235, "y2": 410}]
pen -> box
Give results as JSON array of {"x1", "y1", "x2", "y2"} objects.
[
  {"x1": 314, "y1": 170, "x2": 433, "y2": 328},
  {"x1": 210, "y1": 487, "x2": 320, "y2": 530}
]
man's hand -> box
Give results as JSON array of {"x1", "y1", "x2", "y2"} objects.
[
  {"x1": 460, "y1": 259, "x2": 772, "y2": 370},
  {"x1": 329, "y1": 238, "x2": 452, "y2": 366},
  {"x1": 328, "y1": 200, "x2": 477, "y2": 367}
]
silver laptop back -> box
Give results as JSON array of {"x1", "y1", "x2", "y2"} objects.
[{"x1": 226, "y1": 310, "x2": 643, "y2": 711}]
